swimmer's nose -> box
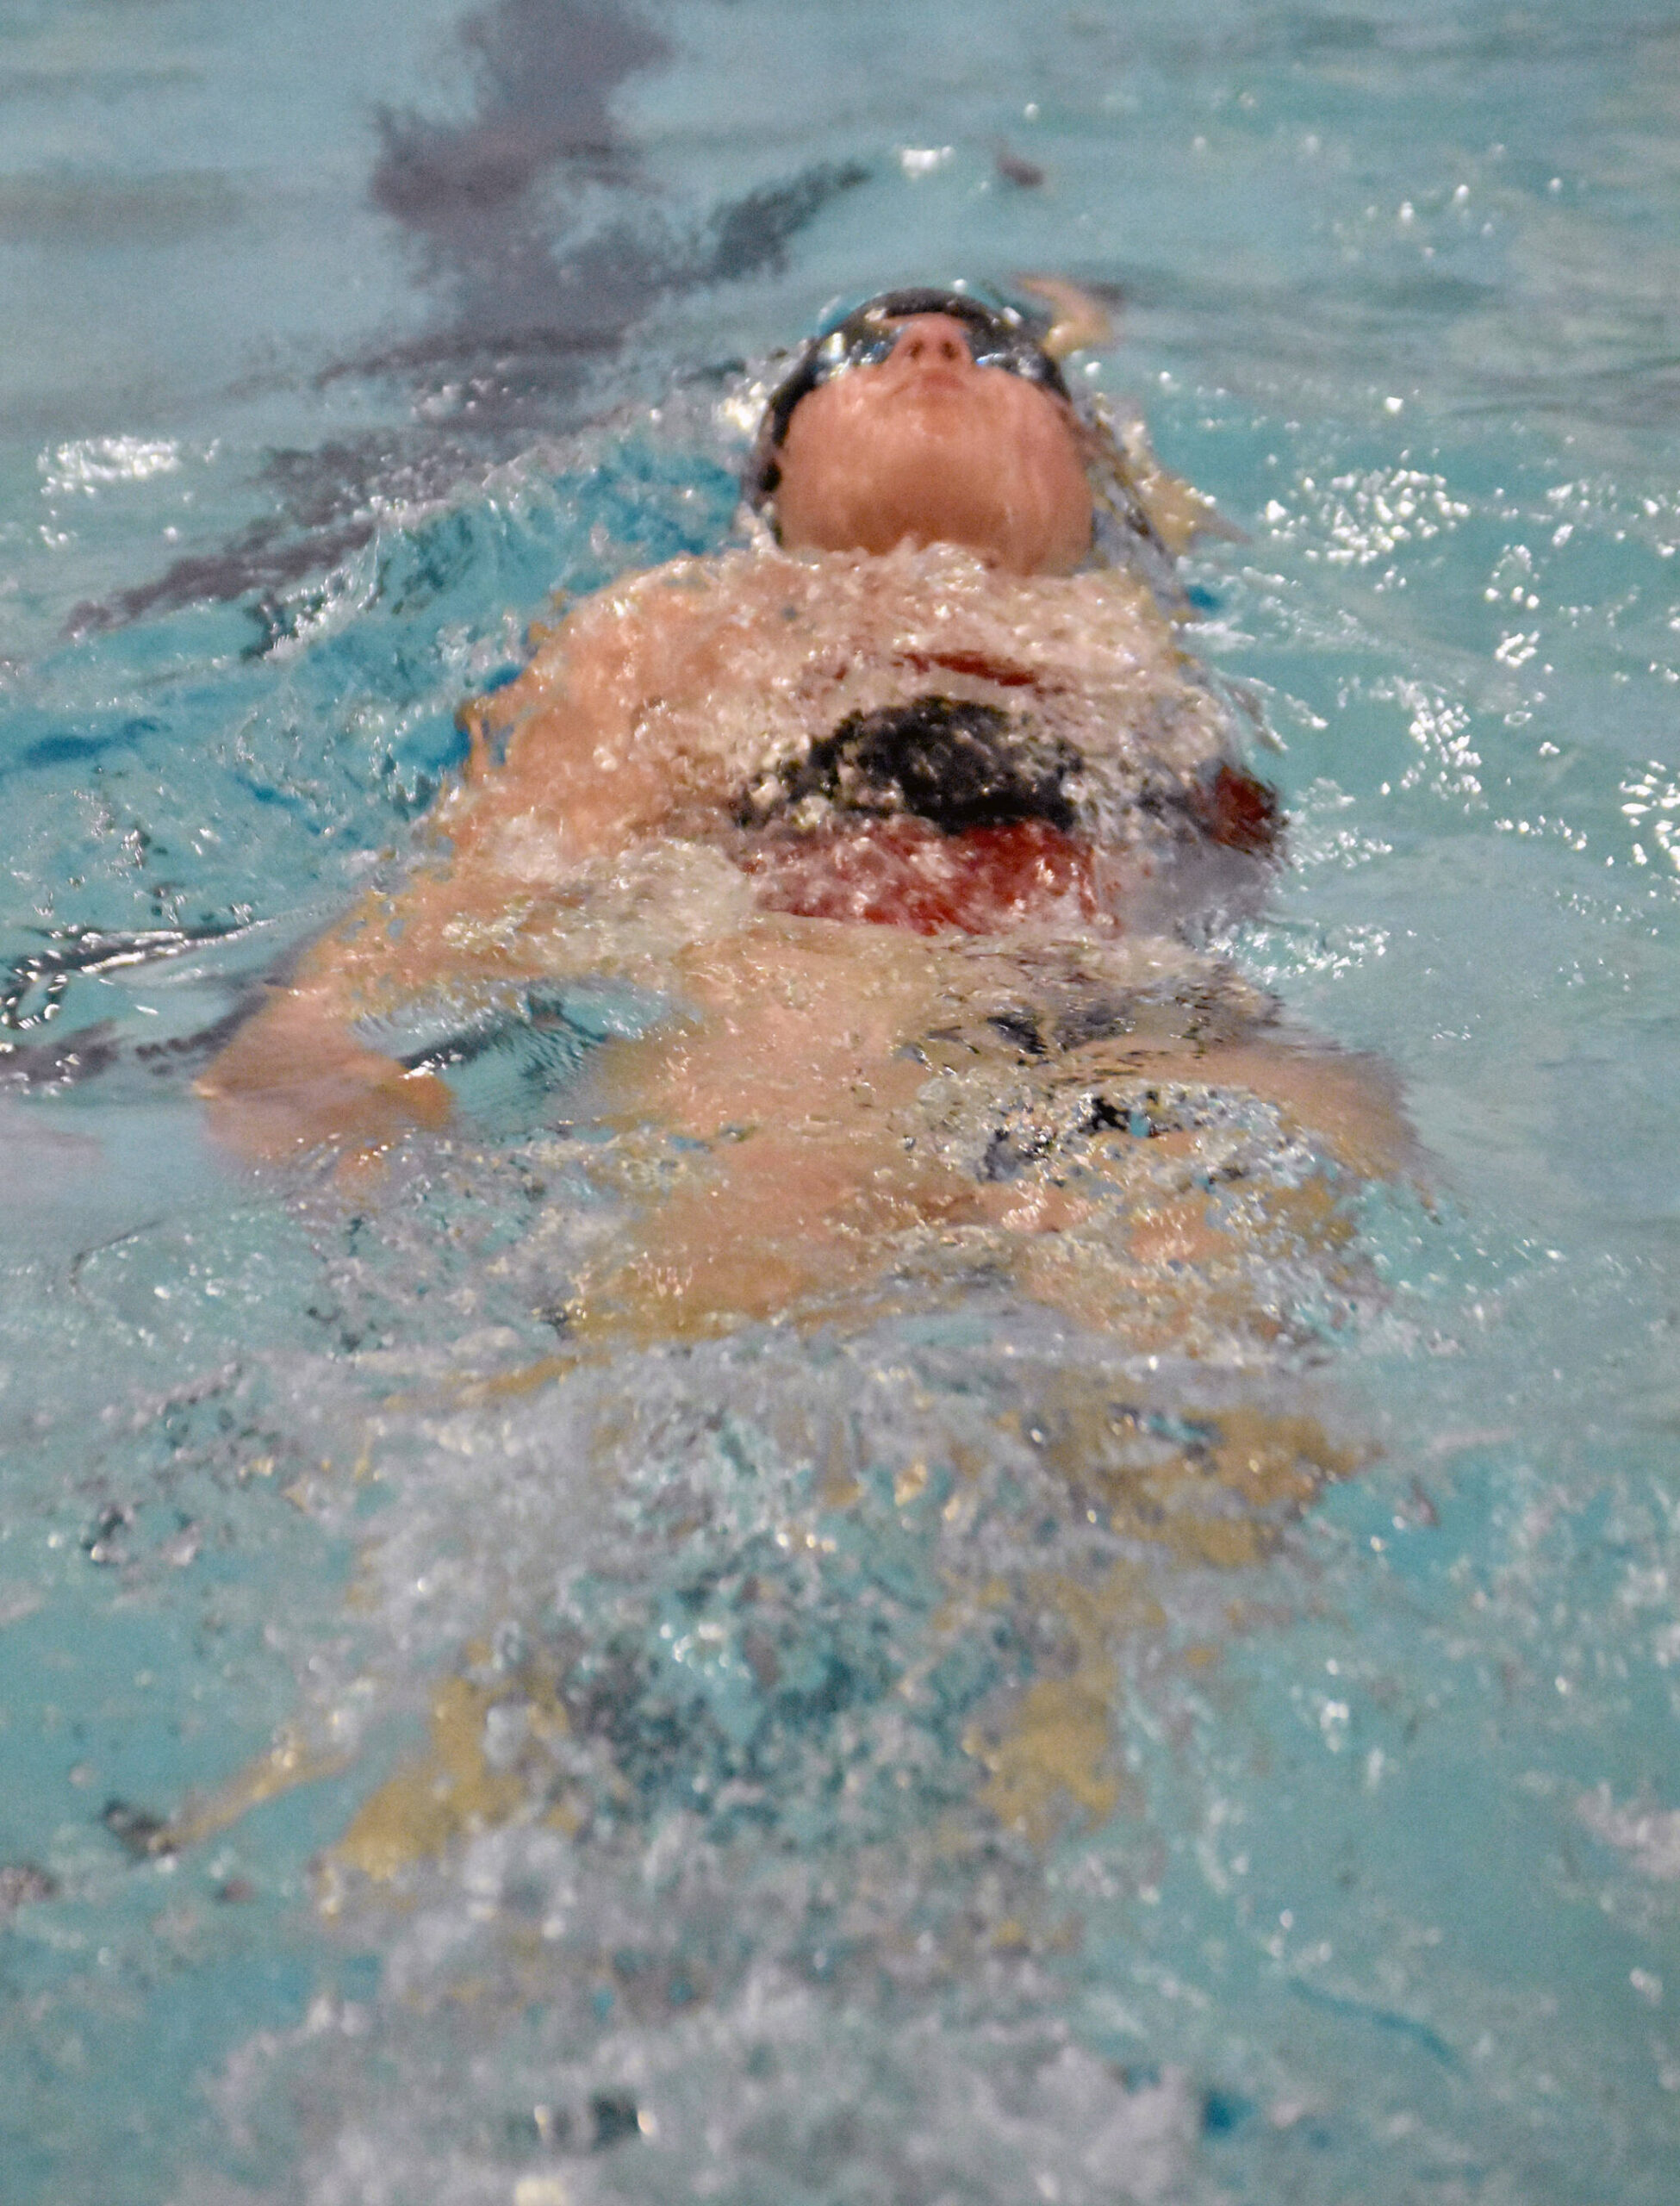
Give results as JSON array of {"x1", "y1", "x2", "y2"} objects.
[
  {"x1": 901, "y1": 332, "x2": 965, "y2": 364},
  {"x1": 888, "y1": 315, "x2": 974, "y2": 372}
]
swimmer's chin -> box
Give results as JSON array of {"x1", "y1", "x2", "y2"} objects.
[{"x1": 782, "y1": 520, "x2": 1086, "y2": 579}]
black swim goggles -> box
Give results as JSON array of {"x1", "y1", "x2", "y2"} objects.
[{"x1": 744, "y1": 287, "x2": 1072, "y2": 514}]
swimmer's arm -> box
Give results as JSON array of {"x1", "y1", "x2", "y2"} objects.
[
  {"x1": 196, "y1": 844, "x2": 573, "y2": 1163},
  {"x1": 1224, "y1": 1038, "x2": 1414, "y2": 1182},
  {"x1": 194, "y1": 969, "x2": 452, "y2": 1164},
  {"x1": 1117, "y1": 1031, "x2": 1416, "y2": 1184},
  {"x1": 197, "y1": 566, "x2": 744, "y2": 1162},
  {"x1": 457, "y1": 565, "x2": 745, "y2": 856}
]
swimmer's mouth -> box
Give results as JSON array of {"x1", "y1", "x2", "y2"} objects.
[{"x1": 891, "y1": 367, "x2": 974, "y2": 400}]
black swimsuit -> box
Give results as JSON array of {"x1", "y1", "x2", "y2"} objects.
[{"x1": 737, "y1": 694, "x2": 1083, "y2": 837}]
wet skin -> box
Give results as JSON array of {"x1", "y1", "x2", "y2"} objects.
[
  {"x1": 200, "y1": 314, "x2": 1409, "y2": 1336},
  {"x1": 177, "y1": 314, "x2": 1407, "y2": 1905},
  {"x1": 773, "y1": 314, "x2": 1096, "y2": 575}
]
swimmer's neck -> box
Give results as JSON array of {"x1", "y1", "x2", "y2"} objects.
[{"x1": 745, "y1": 533, "x2": 1096, "y2": 589}]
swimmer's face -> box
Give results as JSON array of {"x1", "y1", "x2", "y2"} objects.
[{"x1": 771, "y1": 314, "x2": 1095, "y2": 576}]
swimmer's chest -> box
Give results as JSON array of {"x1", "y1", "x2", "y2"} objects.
[
  {"x1": 487, "y1": 547, "x2": 1270, "y2": 934},
  {"x1": 627, "y1": 546, "x2": 1210, "y2": 802}
]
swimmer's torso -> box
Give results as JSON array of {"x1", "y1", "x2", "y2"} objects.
[
  {"x1": 197, "y1": 530, "x2": 1409, "y2": 1345},
  {"x1": 314, "y1": 538, "x2": 1284, "y2": 1107},
  {"x1": 449, "y1": 541, "x2": 1271, "y2": 928}
]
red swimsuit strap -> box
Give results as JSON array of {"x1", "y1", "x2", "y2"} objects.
[{"x1": 738, "y1": 815, "x2": 1100, "y2": 938}]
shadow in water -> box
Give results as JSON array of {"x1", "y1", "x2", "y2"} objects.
[{"x1": 69, "y1": 0, "x2": 868, "y2": 637}]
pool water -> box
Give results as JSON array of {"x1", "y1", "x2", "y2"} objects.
[{"x1": 3, "y1": 3, "x2": 1680, "y2": 2201}]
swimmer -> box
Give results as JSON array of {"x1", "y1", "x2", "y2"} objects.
[{"x1": 200, "y1": 285, "x2": 1406, "y2": 1338}]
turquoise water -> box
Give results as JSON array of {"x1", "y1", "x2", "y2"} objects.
[{"x1": 3, "y1": 3, "x2": 1680, "y2": 2200}]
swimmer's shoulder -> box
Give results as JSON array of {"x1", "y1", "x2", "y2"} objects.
[
  {"x1": 478, "y1": 539, "x2": 1179, "y2": 760},
  {"x1": 523, "y1": 543, "x2": 836, "y2": 672},
  {"x1": 458, "y1": 545, "x2": 842, "y2": 794}
]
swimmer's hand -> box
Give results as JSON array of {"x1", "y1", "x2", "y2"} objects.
[
  {"x1": 1185, "y1": 1033, "x2": 1420, "y2": 1187},
  {"x1": 1014, "y1": 275, "x2": 1117, "y2": 358},
  {"x1": 195, "y1": 987, "x2": 451, "y2": 1166}
]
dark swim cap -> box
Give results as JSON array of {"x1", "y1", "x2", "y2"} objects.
[{"x1": 744, "y1": 287, "x2": 1072, "y2": 515}]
